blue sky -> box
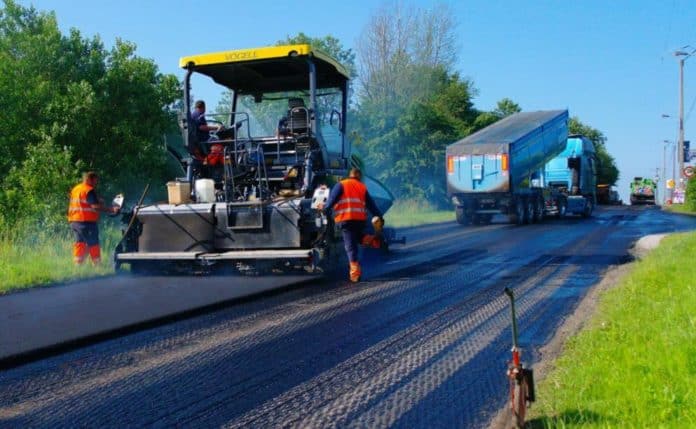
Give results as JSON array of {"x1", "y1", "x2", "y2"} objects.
[{"x1": 18, "y1": 0, "x2": 696, "y2": 202}]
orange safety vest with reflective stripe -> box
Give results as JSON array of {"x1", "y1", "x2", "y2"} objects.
[
  {"x1": 68, "y1": 183, "x2": 99, "y2": 222},
  {"x1": 334, "y1": 178, "x2": 368, "y2": 223}
]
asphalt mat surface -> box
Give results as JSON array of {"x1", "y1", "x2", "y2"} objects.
[{"x1": 1, "y1": 206, "x2": 694, "y2": 428}]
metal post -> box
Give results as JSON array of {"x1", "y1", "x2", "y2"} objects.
[
  {"x1": 679, "y1": 57, "x2": 685, "y2": 186},
  {"x1": 675, "y1": 47, "x2": 695, "y2": 187},
  {"x1": 504, "y1": 288, "x2": 518, "y2": 349},
  {"x1": 673, "y1": 142, "x2": 677, "y2": 193},
  {"x1": 662, "y1": 143, "x2": 667, "y2": 204}
]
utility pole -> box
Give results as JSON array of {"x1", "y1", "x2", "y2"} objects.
[
  {"x1": 673, "y1": 141, "x2": 677, "y2": 192},
  {"x1": 679, "y1": 54, "x2": 685, "y2": 186},
  {"x1": 675, "y1": 48, "x2": 695, "y2": 187},
  {"x1": 662, "y1": 141, "x2": 667, "y2": 204}
]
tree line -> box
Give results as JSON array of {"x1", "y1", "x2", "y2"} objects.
[
  {"x1": 0, "y1": 0, "x2": 180, "y2": 233},
  {"x1": 0, "y1": 0, "x2": 619, "y2": 236},
  {"x1": 278, "y1": 3, "x2": 618, "y2": 207}
]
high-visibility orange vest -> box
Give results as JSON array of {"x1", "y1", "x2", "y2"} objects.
[
  {"x1": 334, "y1": 178, "x2": 368, "y2": 223},
  {"x1": 68, "y1": 183, "x2": 99, "y2": 222}
]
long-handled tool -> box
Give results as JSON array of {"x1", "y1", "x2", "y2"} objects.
[
  {"x1": 113, "y1": 183, "x2": 150, "y2": 271},
  {"x1": 504, "y1": 287, "x2": 535, "y2": 428}
]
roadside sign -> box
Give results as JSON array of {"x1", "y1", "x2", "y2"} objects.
[
  {"x1": 685, "y1": 166, "x2": 695, "y2": 178},
  {"x1": 667, "y1": 178, "x2": 675, "y2": 189}
]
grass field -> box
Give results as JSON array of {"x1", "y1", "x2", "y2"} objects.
[
  {"x1": 384, "y1": 199, "x2": 454, "y2": 227},
  {"x1": 529, "y1": 231, "x2": 696, "y2": 428},
  {"x1": 0, "y1": 225, "x2": 120, "y2": 294}
]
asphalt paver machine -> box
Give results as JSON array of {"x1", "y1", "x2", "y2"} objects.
[{"x1": 115, "y1": 45, "x2": 393, "y2": 274}]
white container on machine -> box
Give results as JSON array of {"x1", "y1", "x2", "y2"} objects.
[
  {"x1": 167, "y1": 181, "x2": 191, "y2": 205},
  {"x1": 195, "y1": 179, "x2": 215, "y2": 203}
]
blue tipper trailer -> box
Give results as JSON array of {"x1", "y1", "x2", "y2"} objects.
[{"x1": 446, "y1": 110, "x2": 569, "y2": 225}]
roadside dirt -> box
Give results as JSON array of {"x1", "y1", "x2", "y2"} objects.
[{"x1": 487, "y1": 261, "x2": 634, "y2": 429}]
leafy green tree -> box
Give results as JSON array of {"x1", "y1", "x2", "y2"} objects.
[
  {"x1": 278, "y1": 32, "x2": 356, "y2": 79},
  {"x1": 352, "y1": 2, "x2": 468, "y2": 205},
  {"x1": 471, "y1": 98, "x2": 522, "y2": 131},
  {"x1": 1, "y1": 137, "x2": 82, "y2": 231},
  {"x1": 493, "y1": 98, "x2": 522, "y2": 118},
  {"x1": 355, "y1": 68, "x2": 478, "y2": 206},
  {"x1": 0, "y1": 0, "x2": 180, "y2": 232},
  {"x1": 569, "y1": 117, "x2": 619, "y2": 186}
]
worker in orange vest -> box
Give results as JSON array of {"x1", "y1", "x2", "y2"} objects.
[
  {"x1": 67, "y1": 171, "x2": 119, "y2": 265},
  {"x1": 318, "y1": 168, "x2": 384, "y2": 282}
]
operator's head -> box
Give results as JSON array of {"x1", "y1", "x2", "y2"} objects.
[
  {"x1": 349, "y1": 168, "x2": 362, "y2": 181},
  {"x1": 83, "y1": 171, "x2": 99, "y2": 187},
  {"x1": 194, "y1": 100, "x2": 205, "y2": 111}
]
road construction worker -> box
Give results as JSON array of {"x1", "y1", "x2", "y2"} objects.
[
  {"x1": 67, "y1": 171, "x2": 119, "y2": 265},
  {"x1": 318, "y1": 168, "x2": 384, "y2": 282}
]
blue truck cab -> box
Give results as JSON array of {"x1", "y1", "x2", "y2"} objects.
[{"x1": 543, "y1": 135, "x2": 597, "y2": 217}]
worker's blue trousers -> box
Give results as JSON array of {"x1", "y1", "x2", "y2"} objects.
[{"x1": 339, "y1": 221, "x2": 366, "y2": 263}]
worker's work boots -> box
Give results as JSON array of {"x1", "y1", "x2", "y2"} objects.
[{"x1": 349, "y1": 262, "x2": 361, "y2": 282}]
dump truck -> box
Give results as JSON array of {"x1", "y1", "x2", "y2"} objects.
[
  {"x1": 446, "y1": 110, "x2": 569, "y2": 225},
  {"x1": 542, "y1": 135, "x2": 597, "y2": 217},
  {"x1": 629, "y1": 177, "x2": 656, "y2": 205},
  {"x1": 114, "y1": 44, "x2": 394, "y2": 274}
]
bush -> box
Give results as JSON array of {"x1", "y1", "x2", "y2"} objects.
[
  {"x1": 1, "y1": 137, "x2": 81, "y2": 233},
  {"x1": 686, "y1": 176, "x2": 696, "y2": 211}
]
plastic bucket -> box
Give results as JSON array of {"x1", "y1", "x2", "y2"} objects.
[{"x1": 195, "y1": 179, "x2": 215, "y2": 203}]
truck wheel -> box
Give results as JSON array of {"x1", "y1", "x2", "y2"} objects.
[
  {"x1": 556, "y1": 199, "x2": 567, "y2": 219},
  {"x1": 525, "y1": 199, "x2": 534, "y2": 224},
  {"x1": 455, "y1": 207, "x2": 469, "y2": 225},
  {"x1": 515, "y1": 200, "x2": 525, "y2": 226},
  {"x1": 533, "y1": 198, "x2": 544, "y2": 223},
  {"x1": 582, "y1": 200, "x2": 593, "y2": 218}
]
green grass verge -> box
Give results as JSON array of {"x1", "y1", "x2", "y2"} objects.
[
  {"x1": 530, "y1": 231, "x2": 696, "y2": 428},
  {"x1": 385, "y1": 199, "x2": 454, "y2": 227},
  {"x1": 662, "y1": 204, "x2": 696, "y2": 216},
  {"x1": 0, "y1": 225, "x2": 120, "y2": 295}
]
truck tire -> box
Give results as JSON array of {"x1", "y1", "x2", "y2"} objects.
[
  {"x1": 455, "y1": 207, "x2": 469, "y2": 225},
  {"x1": 533, "y1": 197, "x2": 544, "y2": 223},
  {"x1": 556, "y1": 199, "x2": 567, "y2": 219},
  {"x1": 525, "y1": 198, "x2": 534, "y2": 224},
  {"x1": 582, "y1": 200, "x2": 593, "y2": 218},
  {"x1": 514, "y1": 200, "x2": 525, "y2": 226}
]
